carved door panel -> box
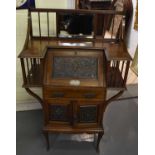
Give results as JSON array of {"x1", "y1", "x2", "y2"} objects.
[
  {"x1": 46, "y1": 99, "x2": 72, "y2": 125},
  {"x1": 74, "y1": 100, "x2": 104, "y2": 128}
]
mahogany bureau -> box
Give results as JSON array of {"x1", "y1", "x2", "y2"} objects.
[
  {"x1": 43, "y1": 49, "x2": 106, "y2": 151},
  {"x1": 18, "y1": 6, "x2": 133, "y2": 153}
]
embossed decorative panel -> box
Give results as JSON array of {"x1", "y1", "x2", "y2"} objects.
[
  {"x1": 52, "y1": 57, "x2": 98, "y2": 79},
  {"x1": 50, "y1": 105, "x2": 69, "y2": 121},
  {"x1": 78, "y1": 105, "x2": 97, "y2": 123}
]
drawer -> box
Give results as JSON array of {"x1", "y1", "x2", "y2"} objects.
[{"x1": 43, "y1": 87, "x2": 106, "y2": 99}]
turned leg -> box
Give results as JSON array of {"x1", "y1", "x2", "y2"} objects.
[
  {"x1": 96, "y1": 132, "x2": 104, "y2": 152},
  {"x1": 43, "y1": 132, "x2": 50, "y2": 150}
]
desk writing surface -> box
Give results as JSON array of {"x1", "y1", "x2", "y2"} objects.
[
  {"x1": 44, "y1": 49, "x2": 105, "y2": 87},
  {"x1": 18, "y1": 38, "x2": 131, "y2": 61}
]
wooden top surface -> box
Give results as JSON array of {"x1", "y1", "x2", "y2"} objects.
[
  {"x1": 18, "y1": 38, "x2": 132, "y2": 61},
  {"x1": 104, "y1": 42, "x2": 132, "y2": 61}
]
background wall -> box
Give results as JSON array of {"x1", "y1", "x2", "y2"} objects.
[
  {"x1": 126, "y1": 0, "x2": 138, "y2": 57},
  {"x1": 36, "y1": 0, "x2": 68, "y2": 8},
  {"x1": 16, "y1": 0, "x2": 138, "y2": 111},
  {"x1": 16, "y1": 10, "x2": 39, "y2": 110}
]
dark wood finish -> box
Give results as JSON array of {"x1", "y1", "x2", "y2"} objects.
[
  {"x1": 30, "y1": 8, "x2": 125, "y2": 15},
  {"x1": 20, "y1": 58, "x2": 27, "y2": 85},
  {"x1": 43, "y1": 131, "x2": 50, "y2": 150},
  {"x1": 74, "y1": 100, "x2": 105, "y2": 128},
  {"x1": 44, "y1": 87, "x2": 106, "y2": 100},
  {"x1": 43, "y1": 124, "x2": 104, "y2": 133},
  {"x1": 96, "y1": 132, "x2": 104, "y2": 152},
  {"x1": 106, "y1": 90, "x2": 124, "y2": 107},
  {"x1": 18, "y1": 7, "x2": 132, "y2": 152},
  {"x1": 42, "y1": 49, "x2": 107, "y2": 149},
  {"x1": 27, "y1": 8, "x2": 125, "y2": 40},
  {"x1": 38, "y1": 12, "x2": 41, "y2": 37},
  {"x1": 78, "y1": 0, "x2": 133, "y2": 37},
  {"x1": 25, "y1": 88, "x2": 43, "y2": 107},
  {"x1": 78, "y1": 0, "x2": 118, "y2": 36},
  {"x1": 20, "y1": 57, "x2": 43, "y2": 87},
  {"x1": 18, "y1": 40, "x2": 131, "y2": 59},
  {"x1": 44, "y1": 49, "x2": 105, "y2": 87},
  {"x1": 104, "y1": 42, "x2": 132, "y2": 61}
]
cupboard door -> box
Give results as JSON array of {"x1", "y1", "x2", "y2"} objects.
[
  {"x1": 50, "y1": 105, "x2": 69, "y2": 121},
  {"x1": 78, "y1": 105, "x2": 98, "y2": 123},
  {"x1": 74, "y1": 100, "x2": 104, "y2": 127},
  {"x1": 45, "y1": 99, "x2": 72, "y2": 125}
]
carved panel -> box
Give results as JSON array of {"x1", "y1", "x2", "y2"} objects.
[
  {"x1": 52, "y1": 57, "x2": 98, "y2": 79},
  {"x1": 50, "y1": 105, "x2": 69, "y2": 121},
  {"x1": 78, "y1": 105, "x2": 98, "y2": 123}
]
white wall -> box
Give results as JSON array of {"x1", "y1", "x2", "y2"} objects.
[
  {"x1": 126, "y1": 0, "x2": 138, "y2": 57},
  {"x1": 35, "y1": 0, "x2": 68, "y2": 8},
  {"x1": 67, "y1": 0, "x2": 76, "y2": 9}
]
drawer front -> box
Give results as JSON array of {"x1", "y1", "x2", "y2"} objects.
[{"x1": 44, "y1": 87, "x2": 106, "y2": 100}]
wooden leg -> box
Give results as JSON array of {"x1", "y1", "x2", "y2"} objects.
[
  {"x1": 25, "y1": 88, "x2": 43, "y2": 107},
  {"x1": 96, "y1": 132, "x2": 104, "y2": 152},
  {"x1": 93, "y1": 134, "x2": 97, "y2": 148},
  {"x1": 43, "y1": 132, "x2": 50, "y2": 150}
]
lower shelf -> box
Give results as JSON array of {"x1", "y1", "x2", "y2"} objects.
[{"x1": 43, "y1": 124, "x2": 104, "y2": 134}]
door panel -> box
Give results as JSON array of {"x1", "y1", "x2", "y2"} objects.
[
  {"x1": 74, "y1": 100, "x2": 104, "y2": 128},
  {"x1": 78, "y1": 105, "x2": 98, "y2": 123},
  {"x1": 45, "y1": 99, "x2": 72, "y2": 125},
  {"x1": 50, "y1": 104, "x2": 69, "y2": 121}
]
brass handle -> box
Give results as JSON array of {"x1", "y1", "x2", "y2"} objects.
[
  {"x1": 84, "y1": 93, "x2": 96, "y2": 99},
  {"x1": 51, "y1": 92, "x2": 64, "y2": 98}
]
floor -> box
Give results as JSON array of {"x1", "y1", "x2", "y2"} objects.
[{"x1": 16, "y1": 97, "x2": 138, "y2": 155}]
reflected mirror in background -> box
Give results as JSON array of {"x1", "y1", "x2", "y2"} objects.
[{"x1": 58, "y1": 13, "x2": 93, "y2": 38}]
